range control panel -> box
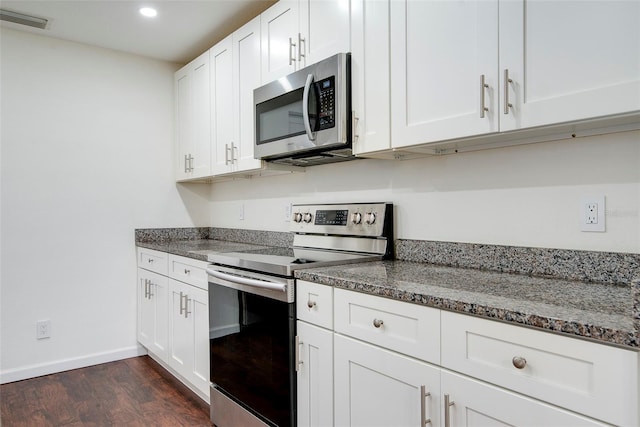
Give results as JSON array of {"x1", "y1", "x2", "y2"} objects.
[{"x1": 290, "y1": 202, "x2": 392, "y2": 238}]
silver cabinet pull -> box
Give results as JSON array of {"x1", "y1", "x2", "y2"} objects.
[
  {"x1": 420, "y1": 385, "x2": 431, "y2": 425},
  {"x1": 295, "y1": 335, "x2": 303, "y2": 372},
  {"x1": 512, "y1": 356, "x2": 527, "y2": 369},
  {"x1": 144, "y1": 279, "x2": 150, "y2": 299},
  {"x1": 184, "y1": 296, "x2": 191, "y2": 318},
  {"x1": 179, "y1": 291, "x2": 185, "y2": 315},
  {"x1": 184, "y1": 154, "x2": 189, "y2": 173},
  {"x1": 225, "y1": 143, "x2": 231, "y2": 165},
  {"x1": 307, "y1": 300, "x2": 316, "y2": 309},
  {"x1": 189, "y1": 155, "x2": 194, "y2": 172},
  {"x1": 147, "y1": 280, "x2": 153, "y2": 298},
  {"x1": 373, "y1": 318, "x2": 384, "y2": 328},
  {"x1": 480, "y1": 74, "x2": 489, "y2": 118},
  {"x1": 352, "y1": 112, "x2": 359, "y2": 143},
  {"x1": 503, "y1": 69, "x2": 513, "y2": 114},
  {"x1": 297, "y1": 32, "x2": 305, "y2": 62},
  {"x1": 289, "y1": 37, "x2": 296, "y2": 65},
  {"x1": 444, "y1": 394, "x2": 454, "y2": 427},
  {"x1": 230, "y1": 142, "x2": 237, "y2": 164},
  {"x1": 184, "y1": 268, "x2": 190, "y2": 275},
  {"x1": 147, "y1": 258, "x2": 154, "y2": 263}
]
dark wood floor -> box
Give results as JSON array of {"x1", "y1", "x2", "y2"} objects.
[{"x1": 0, "y1": 356, "x2": 212, "y2": 426}]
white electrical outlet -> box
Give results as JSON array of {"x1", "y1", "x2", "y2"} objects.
[
  {"x1": 580, "y1": 196, "x2": 605, "y2": 232},
  {"x1": 36, "y1": 320, "x2": 51, "y2": 340},
  {"x1": 284, "y1": 203, "x2": 292, "y2": 222}
]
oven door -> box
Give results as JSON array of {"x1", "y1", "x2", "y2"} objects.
[{"x1": 207, "y1": 266, "x2": 296, "y2": 427}]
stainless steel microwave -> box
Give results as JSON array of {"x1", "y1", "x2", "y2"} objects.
[{"x1": 254, "y1": 53, "x2": 353, "y2": 167}]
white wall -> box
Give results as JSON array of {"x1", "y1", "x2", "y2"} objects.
[
  {"x1": 208, "y1": 129, "x2": 640, "y2": 254},
  {"x1": 0, "y1": 28, "x2": 208, "y2": 382}
]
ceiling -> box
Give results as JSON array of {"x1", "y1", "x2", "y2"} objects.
[{"x1": 0, "y1": 0, "x2": 277, "y2": 64}]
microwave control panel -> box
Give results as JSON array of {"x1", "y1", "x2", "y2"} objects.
[{"x1": 316, "y1": 76, "x2": 335, "y2": 130}]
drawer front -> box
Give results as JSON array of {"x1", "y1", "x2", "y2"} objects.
[
  {"x1": 168, "y1": 255, "x2": 209, "y2": 290},
  {"x1": 441, "y1": 311, "x2": 639, "y2": 426},
  {"x1": 137, "y1": 247, "x2": 168, "y2": 275},
  {"x1": 334, "y1": 288, "x2": 440, "y2": 364},
  {"x1": 296, "y1": 280, "x2": 333, "y2": 329}
]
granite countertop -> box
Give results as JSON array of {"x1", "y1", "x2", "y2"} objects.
[
  {"x1": 136, "y1": 239, "x2": 270, "y2": 261},
  {"x1": 295, "y1": 260, "x2": 640, "y2": 350}
]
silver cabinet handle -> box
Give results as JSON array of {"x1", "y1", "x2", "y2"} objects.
[
  {"x1": 184, "y1": 296, "x2": 191, "y2": 318},
  {"x1": 184, "y1": 154, "x2": 189, "y2": 173},
  {"x1": 444, "y1": 394, "x2": 454, "y2": 427},
  {"x1": 144, "y1": 279, "x2": 150, "y2": 299},
  {"x1": 147, "y1": 280, "x2": 153, "y2": 298},
  {"x1": 503, "y1": 69, "x2": 513, "y2": 114},
  {"x1": 289, "y1": 37, "x2": 296, "y2": 65},
  {"x1": 480, "y1": 74, "x2": 489, "y2": 118},
  {"x1": 184, "y1": 268, "x2": 190, "y2": 275},
  {"x1": 230, "y1": 142, "x2": 237, "y2": 164},
  {"x1": 307, "y1": 300, "x2": 316, "y2": 309},
  {"x1": 512, "y1": 356, "x2": 527, "y2": 369},
  {"x1": 295, "y1": 335, "x2": 303, "y2": 372},
  {"x1": 225, "y1": 143, "x2": 231, "y2": 165},
  {"x1": 189, "y1": 155, "x2": 194, "y2": 172},
  {"x1": 352, "y1": 111, "x2": 359, "y2": 143},
  {"x1": 147, "y1": 258, "x2": 154, "y2": 263},
  {"x1": 420, "y1": 385, "x2": 432, "y2": 425},
  {"x1": 179, "y1": 291, "x2": 185, "y2": 315},
  {"x1": 373, "y1": 318, "x2": 384, "y2": 328},
  {"x1": 297, "y1": 32, "x2": 305, "y2": 62}
]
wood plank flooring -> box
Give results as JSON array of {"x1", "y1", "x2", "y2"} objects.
[{"x1": 0, "y1": 356, "x2": 212, "y2": 426}]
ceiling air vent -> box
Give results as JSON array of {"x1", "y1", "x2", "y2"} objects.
[{"x1": 0, "y1": 9, "x2": 49, "y2": 29}]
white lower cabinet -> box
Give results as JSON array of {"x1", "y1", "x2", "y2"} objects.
[
  {"x1": 334, "y1": 334, "x2": 440, "y2": 427},
  {"x1": 137, "y1": 268, "x2": 169, "y2": 362},
  {"x1": 136, "y1": 248, "x2": 210, "y2": 402},
  {"x1": 296, "y1": 280, "x2": 639, "y2": 427},
  {"x1": 167, "y1": 278, "x2": 210, "y2": 399},
  {"x1": 441, "y1": 370, "x2": 606, "y2": 427}
]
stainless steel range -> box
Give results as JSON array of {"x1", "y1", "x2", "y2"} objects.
[{"x1": 206, "y1": 202, "x2": 393, "y2": 427}]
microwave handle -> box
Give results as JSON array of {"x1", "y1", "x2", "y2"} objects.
[{"x1": 302, "y1": 74, "x2": 316, "y2": 141}]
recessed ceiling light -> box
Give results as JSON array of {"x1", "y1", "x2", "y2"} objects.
[{"x1": 139, "y1": 7, "x2": 157, "y2": 18}]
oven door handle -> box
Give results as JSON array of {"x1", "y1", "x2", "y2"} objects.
[{"x1": 206, "y1": 268, "x2": 287, "y2": 293}]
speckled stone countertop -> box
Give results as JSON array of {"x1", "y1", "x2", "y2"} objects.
[
  {"x1": 136, "y1": 239, "x2": 270, "y2": 261},
  {"x1": 296, "y1": 261, "x2": 640, "y2": 350}
]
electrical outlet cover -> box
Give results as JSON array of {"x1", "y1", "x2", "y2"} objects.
[{"x1": 580, "y1": 196, "x2": 605, "y2": 232}]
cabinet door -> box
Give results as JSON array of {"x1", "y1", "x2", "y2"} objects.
[
  {"x1": 499, "y1": 0, "x2": 640, "y2": 131},
  {"x1": 190, "y1": 52, "x2": 212, "y2": 178},
  {"x1": 233, "y1": 17, "x2": 263, "y2": 172},
  {"x1": 334, "y1": 335, "x2": 440, "y2": 427},
  {"x1": 390, "y1": 0, "x2": 499, "y2": 148},
  {"x1": 261, "y1": 0, "x2": 299, "y2": 84},
  {"x1": 442, "y1": 371, "x2": 607, "y2": 427},
  {"x1": 168, "y1": 279, "x2": 210, "y2": 398},
  {"x1": 351, "y1": 0, "x2": 391, "y2": 155},
  {"x1": 137, "y1": 269, "x2": 168, "y2": 362},
  {"x1": 296, "y1": 321, "x2": 333, "y2": 427},
  {"x1": 174, "y1": 52, "x2": 211, "y2": 180},
  {"x1": 299, "y1": 0, "x2": 350, "y2": 68},
  {"x1": 210, "y1": 36, "x2": 234, "y2": 175},
  {"x1": 174, "y1": 65, "x2": 192, "y2": 181}
]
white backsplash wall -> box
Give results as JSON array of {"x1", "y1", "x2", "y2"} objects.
[
  {"x1": 208, "y1": 129, "x2": 639, "y2": 254},
  {"x1": 0, "y1": 29, "x2": 207, "y2": 382}
]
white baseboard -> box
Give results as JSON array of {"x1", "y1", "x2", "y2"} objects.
[{"x1": 0, "y1": 345, "x2": 148, "y2": 384}]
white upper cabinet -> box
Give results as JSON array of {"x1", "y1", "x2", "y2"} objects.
[
  {"x1": 210, "y1": 17, "x2": 262, "y2": 175},
  {"x1": 210, "y1": 36, "x2": 234, "y2": 175},
  {"x1": 174, "y1": 52, "x2": 211, "y2": 181},
  {"x1": 390, "y1": 0, "x2": 499, "y2": 148},
  {"x1": 350, "y1": 0, "x2": 391, "y2": 155},
  {"x1": 261, "y1": 0, "x2": 350, "y2": 84},
  {"x1": 499, "y1": 0, "x2": 640, "y2": 131},
  {"x1": 233, "y1": 16, "x2": 263, "y2": 172}
]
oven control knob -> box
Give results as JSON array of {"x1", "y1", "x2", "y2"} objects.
[
  {"x1": 351, "y1": 212, "x2": 362, "y2": 224},
  {"x1": 293, "y1": 212, "x2": 303, "y2": 223},
  {"x1": 303, "y1": 212, "x2": 313, "y2": 223},
  {"x1": 365, "y1": 212, "x2": 376, "y2": 225}
]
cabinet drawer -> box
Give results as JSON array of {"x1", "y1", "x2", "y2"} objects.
[
  {"x1": 137, "y1": 247, "x2": 168, "y2": 275},
  {"x1": 296, "y1": 280, "x2": 333, "y2": 329},
  {"x1": 334, "y1": 288, "x2": 440, "y2": 364},
  {"x1": 168, "y1": 255, "x2": 210, "y2": 290},
  {"x1": 441, "y1": 311, "x2": 639, "y2": 426}
]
